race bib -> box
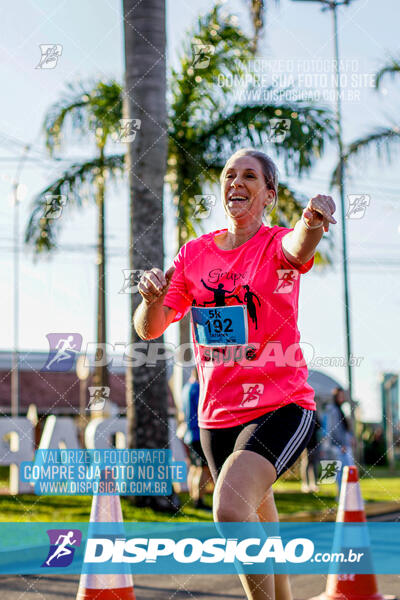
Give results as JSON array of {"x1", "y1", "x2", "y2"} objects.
[{"x1": 191, "y1": 306, "x2": 248, "y2": 347}]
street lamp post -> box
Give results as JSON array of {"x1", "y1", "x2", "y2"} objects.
[
  {"x1": 11, "y1": 181, "x2": 20, "y2": 418},
  {"x1": 291, "y1": 0, "x2": 355, "y2": 421},
  {"x1": 11, "y1": 144, "x2": 30, "y2": 417}
]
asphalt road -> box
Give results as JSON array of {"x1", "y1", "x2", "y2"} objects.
[
  {"x1": 1, "y1": 513, "x2": 399, "y2": 599},
  {"x1": 0, "y1": 573, "x2": 399, "y2": 599}
]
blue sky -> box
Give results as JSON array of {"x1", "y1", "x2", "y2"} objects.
[{"x1": 1, "y1": 0, "x2": 400, "y2": 421}]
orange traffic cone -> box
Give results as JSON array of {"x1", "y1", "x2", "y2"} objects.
[
  {"x1": 76, "y1": 493, "x2": 135, "y2": 599},
  {"x1": 309, "y1": 465, "x2": 396, "y2": 600}
]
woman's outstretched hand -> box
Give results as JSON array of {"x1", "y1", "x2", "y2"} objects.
[
  {"x1": 138, "y1": 265, "x2": 176, "y2": 305},
  {"x1": 303, "y1": 195, "x2": 337, "y2": 232}
]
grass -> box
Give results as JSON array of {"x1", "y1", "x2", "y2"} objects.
[
  {"x1": 0, "y1": 466, "x2": 398, "y2": 522},
  {"x1": 0, "y1": 491, "x2": 214, "y2": 523},
  {"x1": 274, "y1": 466, "x2": 400, "y2": 506}
]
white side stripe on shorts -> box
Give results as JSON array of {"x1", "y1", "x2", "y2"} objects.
[
  {"x1": 275, "y1": 410, "x2": 308, "y2": 473},
  {"x1": 275, "y1": 410, "x2": 313, "y2": 475}
]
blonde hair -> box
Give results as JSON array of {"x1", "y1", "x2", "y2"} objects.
[{"x1": 220, "y1": 148, "x2": 279, "y2": 212}]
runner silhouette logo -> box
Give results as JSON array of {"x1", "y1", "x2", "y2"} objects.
[
  {"x1": 240, "y1": 383, "x2": 264, "y2": 408},
  {"x1": 42, "y1": 333, "x2": 83, "y2": 372},
  {"x1": 274, "y1": 269, "x2": 299, "y2": 294},
  {"x1": 42, "y1": 529, "x2": 82, "y2": 568}
]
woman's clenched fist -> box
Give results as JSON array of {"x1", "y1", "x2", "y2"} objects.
[{"x1": 138, "y1": 265, "x2": 176, "y2": 305}]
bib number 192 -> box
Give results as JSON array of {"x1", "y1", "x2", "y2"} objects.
[
  {"x1": 204, "y1": 310, "x2": 233, "y2": 336},
  {"x1": 191, "y1": 306, "x2": 248, "y2": 347}
]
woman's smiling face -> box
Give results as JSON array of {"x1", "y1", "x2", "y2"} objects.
[{"x1": 222, "y1": 155, "x2": 275, "y2": 223}]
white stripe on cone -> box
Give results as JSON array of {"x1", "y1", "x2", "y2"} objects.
[
  {"x1": 338, "y1": 481, "x2": 364, "y2": 512},
  {"x1": 78, "y1": 494, "x2": 134, "y2": 591},
  {"x1": 90, "y1": 493, "x2": 124, "y2": 522},
  {"x1": 78, "y1": 572, "x2": 133, "y2": 591}
]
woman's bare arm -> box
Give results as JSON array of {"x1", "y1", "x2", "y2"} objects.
[
  {"x1": 134, "y1": 300, "x2": 176, "y2": 340},
  {"x1": 282, "y1": 194, "x2": 336, "y2": 267},
  {"x1": 133, "y1": 266, "x2": 177, "y2": 340}
]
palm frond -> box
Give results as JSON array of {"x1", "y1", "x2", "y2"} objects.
[
  {"x1": 197, "y1": 101, "x2": 335, "y2": 176},
  {"x1": 375, "y1": 59, "x2": 400, "y2": 89},
  {"x1": 331, "y1": 126, "x2": 400, "y2": 187},
  {"x1": 25, "y1": 154, "x2": 124, "y2": 253},
  {"x1": 44, "y1": 80, "x2": 123, "y2": 155},
  {"x1": 170, "y1": 5, "x2": 254, "y2": 126}
]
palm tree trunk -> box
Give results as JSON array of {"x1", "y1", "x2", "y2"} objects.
[
  {"x1": 93, "y1": 155, "x2": 109, "y2": 390},
  {"x1": 176, "y1": 184, "x2": 193, "y2": 392},
  {"x1": 123, "y1": 0, "x2": 175, "y2": 510}
]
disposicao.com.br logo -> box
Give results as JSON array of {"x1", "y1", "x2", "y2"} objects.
[
  {"x1": 0, "y1": 522, "x2": 387, "y2": 575},
  {"x1": 83, "y1": 535, "x2": 313, "y2": 565}
]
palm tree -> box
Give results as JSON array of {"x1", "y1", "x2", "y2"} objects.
[
  {"x1": 332, "y1": 58, "x2": 400, "y2": 181},
  {"x1": 169, "y1": 6, "x2": 334, "y2": 245},
  {"x1": 25, "y1": 80, "x2": 124, "y2": 389},
  {"x1": 168, "y1": 6, "x2": 335, "y2": 365},
  {"x1": 123, "y1": 0, "x2": 176, "y2": 510}
]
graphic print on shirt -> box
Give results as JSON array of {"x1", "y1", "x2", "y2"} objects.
[
  {"x1": 193, "y1": 275, "x2": 261, "y2": 331},
  {"x1": 240, "y1": 383, "x2": 265, "y2": 407},
  {"x1": 242, "y1": 285, "x2": 261, "y2": 330},
  {"x1": 200, "y1": 279, "x2": 241, "y2": 306}
]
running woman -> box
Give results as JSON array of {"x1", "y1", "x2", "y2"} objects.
[{"x1": 134, "y1": 148, "x2": 336, "y2": 600}]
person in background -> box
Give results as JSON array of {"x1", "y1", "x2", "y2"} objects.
[
  {"x1": 181, "y1": 368, "x2": 213, "y2": 509},
  {"x1": 364, "y1": 426, "x2": 386, "y2": 466},
  {"x1": 325, "y1": 387, "x2": 355, "y2": 492},
  {"x1": 301, "y1": 412, "x2": 321, "y2": 493}
]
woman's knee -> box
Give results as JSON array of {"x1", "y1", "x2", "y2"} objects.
[
  {"x1": 213, "y1": 451, "x2": 276, "y2": 521},
  {"x1": 213, "y1": 487, "x2": 256, "y2": 522},
  {"x1": 213, "y1": 502, "x2": 247, "y2": 522}
]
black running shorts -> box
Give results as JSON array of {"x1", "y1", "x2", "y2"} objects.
[
  {"x1": 200, "y1": 403, "x2": 316, "y2": 483},
  {"x1": 187, "y1": 440, "x2": 208, "y2": 467}
]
